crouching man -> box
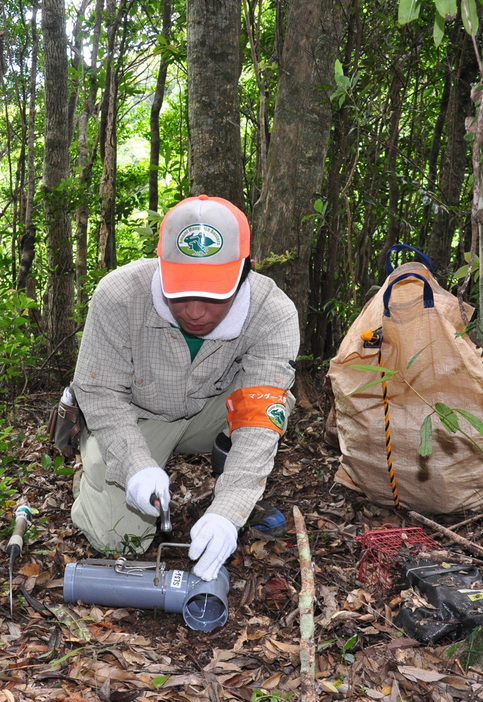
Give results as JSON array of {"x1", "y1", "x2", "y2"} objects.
[{"x1": 71, "y1": 195, "x2": 300, "y2": 581}]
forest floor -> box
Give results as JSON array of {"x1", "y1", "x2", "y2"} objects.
[{"x1": 1, "y1": 378, "x2": 483, "y2": 702}]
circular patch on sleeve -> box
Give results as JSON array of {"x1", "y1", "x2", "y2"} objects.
[{"x1": 266, "y1": 403, "x2": 286, "y2": 431}]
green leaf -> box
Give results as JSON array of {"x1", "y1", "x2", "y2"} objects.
[
  {"x1": 53, "y1": 456, "x2": 65, "y2": 470},
  {"x1": 433, "y1": 11, "x2": 445, "y2": 46},
  {"x1": 406, "y1": 341, "x2": 435, "y2": 369},
  {"x1": 461, "y1": 0, "x2": 479, "y2": 36},
  {"x1": 398, "y1": 0, "x2": 421, "y2": 25},
  {"x1": 342, "y1": 365, "x2": 398, "y2": 397},
  {"x1": 342, "y1": 634, "x2": 358, "y2": 651},
  {"x1": 454, "y1": 264, "x2": 470, "y2": 279},
  {"x1": 153, "y1": 675, "x2": 170, "y2": 688},
  {"x1": 349, "y1": 364, "x2": 396, "y2": 374},
  {"x1": 41, "y1": 454, "x2": 52, "y2": 470},
  {"x1": 343, "y1": 374, "x2": 397, "y2": 397},
  {"x1": 54, "y1": 467, "x2": 75, "y2": 476},
  {"x1": 434, "y1": 0, "x2": 457, "y2": 18},
  {"x1": 463, "y1": 252, "x2": 480, "y2": 268},
  {"x1": 148, "y1": 210, "x2": 163, "y2": 221},
  {"x1": 133, "y1": 226, "x2": 153, "y2": 236},
  {"x1": 334, "y1": 59, "x2": 344, "y2": 78},
  {"x1": 419, "y1": 415, "x2": 433, "y2": 457},
  {"x1": 454, "y1": 409, "x2": 483, "y2": 436},
  {"x1": 435, "y1": 402, "x2": 460, "y2": 433}
]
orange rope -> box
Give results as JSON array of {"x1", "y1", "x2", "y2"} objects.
[{"x1": 378, "y1": 348, "x2": 400, "y2": 509}]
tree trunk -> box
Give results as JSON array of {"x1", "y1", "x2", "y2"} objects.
[
  {"x1": 75, "y1": 0, "x2": 103, "y2": 304},
  {"x1": 149, "y1": 0, "x2": 171, "y2": 216},
  {"x1": 306, "y1": 0, "x2": 361, "y2": 359},
  {"x1": 98, "y1": 0, "x2": 121, "y2": 270},
  {"x1": 42, "y1": 0, "x2": 76, "y2": 380},
  {"x1": 187, "y1": 0, "x2": 245, "y2": 210},
  {"x1": 251, "y1": 0, "x2": 348, "y2": 348},
  {"x1": 99, "y1": 64, "x2": 118, "y2": 270},
  {"x1": 417, "y1": 49, "x2": 452, "y2": 253},
  {"x1": 428, "y1": 28, "x2": 478, "y2": 285},
  {"x1": 376, "y1": 45, "x2": 408, "y2": 283},
  {"x1": 17, "y1": 0, "x2": 39, "y2": 293}
]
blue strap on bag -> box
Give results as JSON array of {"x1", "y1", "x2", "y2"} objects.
[
  {"x1": 383, "y1": 244, "x2": 435, "y2": 317},
  {"x1": 383, "y1": 273, "x2": 435, "y2": 317},
  {"x1": 385, "y1": 244, "x2": 434, "y2": 274}
]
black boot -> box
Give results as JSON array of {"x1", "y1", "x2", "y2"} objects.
[{"x1": 211, "y1": 433, "x2": 286, "y2": 536}]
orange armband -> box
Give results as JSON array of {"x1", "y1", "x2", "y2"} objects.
[{"x1": 226, "y1": 386, "x2": 288, "y2": 436}]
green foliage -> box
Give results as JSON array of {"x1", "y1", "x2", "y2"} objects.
[
  {"x1": 446, "y1": 625, "x2": 483, "y2": 671},
  {"x1": 250, "y1": 691, "x2": 294, "y2": 702},
  {"x1": 322, "y1": 298, "x2": 360, "y2": 343},
  {"x1": 115, "y1": 161, "x2": 151, "y2": 223},
  {"x1": 398, "y1": 0, "x2": 479, "y2": 47},
  {"x1": 348, "y1": 352, "x2": 483, "y2": 456},
  {"x1": 152, "y1": 675, "x2": 170, "y2": 689},
  {"x1": 41, "y1": 453, "x2": 74, "y2": 476},
  {"x1": 453, "y1": 252, "x2": 480, "y2": 306},
  {"x1": 0, "y1": 281, "x2": 43, "y2": 412},
  {"x1": 0, "y1": 0, "x2": 481, "y2": 378},
  {"x1": 256, "y1": 250, "x2": 294, "y2": 272},
  {"x1": 331, "y1": 59, "x2": 360, "y2": 108},
  {"x1": 341, "y1": 633, "x2": 358, "y2": 664},
  {"x1": 0, "y1": 421, "x2": 21, "y2": 510}
]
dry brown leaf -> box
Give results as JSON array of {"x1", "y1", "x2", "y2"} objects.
[
  {"x1": 264, "y1": 576, "x2": 290, "y2": 599},
  {"x1": 329, "y1": 610, "x2": 361, "y2": 622},
  {"x1": 239, "y1": 575, "x2": 256, "y2": 607},
  {"x1": 345, "y1": 588, "x2": 373, "y2": 610},
  {"x1": 260, "y1": 672, "x2": 283, "y2": 689},
  {"x1": 35, "y1": 570, "x2": 53, "y2": 587},
  {"x1": 19, "y1": 562, "x2": 40, "y2": 577},
  {"x1": 248, "y1": 541, "x2": 269, "y2": 558},
  {"x1": 162, "y1": 673, "x2": 205, "y2": 687},
  {"x1": 270, "y1": 639, "x2": 300, "y2": 655},
  {"x1": 397, "y1": 664, "x2": 446, "y2": 683},
  {"x1": 203, "y1": 660, "x2": 243, "y2": 674},
  {"x1": 264, "y1": 638, "x2": 282, "y2": 654},
  {"x1": 120, "y1": 649, "x2": 151, "y2": 666},
  {"x1": 246, "y1": 628, "x2": 267, "y2": 641},
  {"x1": 233, "y1": 628, "x2": 248, "y2": 651},
  {"x1": 439, "y1": 674, "x2": 470, "y2": 690},
  {"x1": 261, "y1": 643, "x2": 279, "y2": 664},
  {"x1": 282, "y1": 463, "x2": 302, "y2": 476}
]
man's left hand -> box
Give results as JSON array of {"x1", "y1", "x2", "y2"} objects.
[{"x1": 189, "y1": 513, "x2": 237, "y2": 581}]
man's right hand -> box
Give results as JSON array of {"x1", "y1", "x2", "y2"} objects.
[{"x1": 126, "y1": 466, "x2": 170, "y2": 517}]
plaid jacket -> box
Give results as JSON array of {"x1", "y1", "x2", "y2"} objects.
[{"x1": 73, "y1": 258, "x2": 300, "y2": 527}]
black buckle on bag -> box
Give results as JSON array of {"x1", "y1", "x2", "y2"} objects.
[{"x1": 363, "y1": 327, "x2": 383, "y2": 348}]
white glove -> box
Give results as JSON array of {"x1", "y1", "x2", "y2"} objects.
[
  {"x1": 189, "y1": 513, "x2": 238, "y2": 581},
  {"x1": 126, "y1": 466, "x2": 170, "y2": 517}
]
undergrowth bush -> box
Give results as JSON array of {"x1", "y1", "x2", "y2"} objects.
[{"x1": 0, "y1": 284, "x2": 43, "y2": 416}]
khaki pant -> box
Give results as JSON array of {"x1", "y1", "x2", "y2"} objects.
[
  {"x1": 71, "y1": 389, "x2": 232, "y2": 554},
  {"x1": 71, "y1": 388, "x2": 295, "y2": 554}
]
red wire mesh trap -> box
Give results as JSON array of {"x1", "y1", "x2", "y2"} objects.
[{"x1": 356, "y1": 524, "x2": 441, "y2": 593}]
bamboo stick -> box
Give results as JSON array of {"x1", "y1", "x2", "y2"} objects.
[
  {"x1": 409, "y1": 510, "x2": 483, "y2": 559},
  {"x1": 293, "y1": 505, "x2": 316, "y2": 702}
]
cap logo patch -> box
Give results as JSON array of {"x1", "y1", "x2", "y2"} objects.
[
  {"x1": 177, "y1": 224, "x2": 223, "y2": 258},
  {"x1": 266, "y1": 403, "x2": 286, "y2": 431}
]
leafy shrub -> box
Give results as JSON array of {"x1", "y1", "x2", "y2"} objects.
[{"x1": 0, "y1": 285, "x2": 43, "y2": 413}]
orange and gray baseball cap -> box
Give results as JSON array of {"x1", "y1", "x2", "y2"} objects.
[{"x1": 157, "y1": 194, "x2": 250, "y2": 299}]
